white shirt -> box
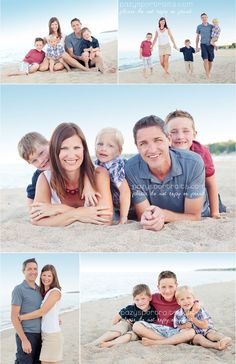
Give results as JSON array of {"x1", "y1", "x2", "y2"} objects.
[
  {"x1": 41, "y1": 287, "x2": 61, "y2": 333},
  {"x1": 158, "y1": 29, "x2": 169, "y2": 45}
]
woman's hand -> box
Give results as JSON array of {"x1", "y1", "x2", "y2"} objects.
[
  {"x1": 18, "y1": 314, "x2": 23, "y2": 321},
  {"x1": 82, "y1": 189, "x2": 101, "y2": 207},
  {"x1": 30, "y1": 202, "x2": 61, "y2": 221},
  {"x1": 76, "y1": 206, "x2": 112, "y2": 225}
]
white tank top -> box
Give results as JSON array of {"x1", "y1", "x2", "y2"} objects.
[
  {"x1": 44, "y1": 170, "x2": 61, "y2": 204},
  {"x1": 41, "y1": 287, "x2": 61, "y2": 333},
  {"x1": 158, "y1": 29, "x2": 169, "y2": 45}
]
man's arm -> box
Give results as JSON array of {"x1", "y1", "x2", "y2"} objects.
[
  {"x1": 11, "y1": 305, "x2": 32, "y2": 354},
  {"x1": 66, "y1": 47, "x2": 81, "y2": 60},
  {"x1": 196, "y1": 33, "x2": 200, "y2": 51}
]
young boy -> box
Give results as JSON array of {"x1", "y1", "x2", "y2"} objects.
[
  {"x1": 8, "y1": 38, "x2": 45, "y2": 76},
  {"x1": 46, "y1": 35, "x2": 70, "y2": 72},
  {"x1": 133, "y1": 271, "x2": 196, "y2": 346},
  {"x1": 92, "y1": 284, "x2": 157, "y2": 348},
  {"x1": 210, "y1": 18, "x2": 221, "y2": 49},
  {"x1": 175, "y1": 39, "x2": 196, "y2": 75},
  {"x1": 77, "y1": 27, "x2": 104, "y2": 72},
  {"x1": 140, "y1": 32, "x2": 153, "y2": 77},
  {"x1": 174, "y1": 286, "x2": 232, "y2": 350},
  {"x1": 18, "y1": 132, "x2": 98, "y2": 207},
  {"x1": 165, "y1": 110, "x2": 226, "y2": 218}
]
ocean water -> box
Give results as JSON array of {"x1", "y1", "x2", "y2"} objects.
[
  {"x1": 0, "y1": 155, "x2": 234, "y2": 190},
  {"x1": 0, "y1": 291, "x2": 79, "y2": 332},
  {"x1": 0, "y1": 31, "x2": 117, "y2": 66},
  {"x1": 119, "y1": 49, "x2": 183, "y2": 71},
  {"x1": 80, "y1": 270, "x2": 235, "y2": 303}
]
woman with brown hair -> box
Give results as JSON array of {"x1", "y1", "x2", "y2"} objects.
[
  {"x1": 19, "y1": 265, "x2": 63, "y2": 364},
  {"x1": 39, "y1": 17, "x2": 88, "y2": 72},
  {"x1": 30, "y1": 122, "x2": 113, "y2": 226}
]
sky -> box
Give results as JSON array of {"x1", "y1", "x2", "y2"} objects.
[
  {"x1": 80, "y1": 252, "x2": 236, "y2": 272},
  {"x1": 119, "y1": 0, "x2": 236, "y2": 51},
  {"x1": 0, "y1": 253, "x2": 80, "y2": 300},
  {"x1": 1, "y1": 0, "x2": 118, "y2": 50},
  {"x1": 1, "y1": 84, "x2": 235, "y2": 164}
]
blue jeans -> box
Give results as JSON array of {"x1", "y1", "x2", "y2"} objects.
[{"x1": 15, "y1": 333, "x2": 41, "y2": 364}]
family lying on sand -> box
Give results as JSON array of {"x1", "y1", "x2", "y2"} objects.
[
  {"x1": 9, "y1": 17, "x2": 112, "y2": 76},
  {"x1": 18, "y1": 110, "x2": 226, "y2": 230},
  {"x1": 11, "y1": 258, "x2": 63, "y2": 364},
  {"x1": 140, "y1": 13, "x2": 220, "y2": 79},
  {"x1": 91, "y1": 271, "x2": 232, "y2": 351}
]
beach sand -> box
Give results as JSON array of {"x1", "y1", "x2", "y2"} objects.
[
  {"x1": 119, "y1": 49, "x2": 236, "y2": 84},
  {"x1": 81, "y1": 281, "x2": 235, "y2": 364},
  {"x1": 0, "y1": 41, "x2": 117, "y2": 84},
  {"x1": 0, "y1": 309, "x2": 80, "y2": 364},
  {"x1": 1, "y1": 158, "x2": 235, "y2": 252}
]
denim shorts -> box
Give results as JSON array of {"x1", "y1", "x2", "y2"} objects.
[
  {"x1": 200, "y1": 44, "x2": 214, "y2": 61},
  {"x1": 141, "y1": 321, "x2": 180, "y2": 337}
]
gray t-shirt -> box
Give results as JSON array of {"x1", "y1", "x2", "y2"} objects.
[
  {"x1": 125, "y1": 148, "x2": 208, "y2": 215},
  {"x1": 65, "y1": 32, "x2": 82, "y2": 56},
  {"x1": 196, "y1": 23, "x2": 213, "y2": 45},
  {"x1": 12, "y1": 280, "x2": 42, "y2": 333}
]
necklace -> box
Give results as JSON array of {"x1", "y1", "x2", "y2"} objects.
[{"x1": 65, "y1": 187, "x2": 79, "y2": 195}]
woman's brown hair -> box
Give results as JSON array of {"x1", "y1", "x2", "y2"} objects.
[
  {"x1": 48, "y1": 17, "x2": 62, "y2": 39},
  {"x1": 49, "y1": 122, "x2": 95, "y2": 199},
  {"x1": 40, "y1": 264, "x2": 61, "y2": 296}
]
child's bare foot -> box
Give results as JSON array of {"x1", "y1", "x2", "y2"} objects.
[
  {"x1": 142, "y1": 338, "x2": 158, "y2": 346},
  {"x1": 99, "y1": 341, "x2": 112, "y2": 348},
  {"x1": 218, "y1": 337, "x2": 232, "y2": 350}
]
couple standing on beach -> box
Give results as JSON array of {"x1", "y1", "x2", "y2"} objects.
[
  {"x1": 11, "y1": 258, "x2": 63, "y2": 364},
  {"x1": 140, "y1": 13, "x2": 219, "y2": 79}
]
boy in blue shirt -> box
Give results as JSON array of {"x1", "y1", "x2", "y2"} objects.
[{"x1": 175, "y1": 39, "x2": 196, "y2": 75}]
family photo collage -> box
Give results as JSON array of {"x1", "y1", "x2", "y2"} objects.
[{"x1": 1, "y1": 1, "x2": 236, "y2": 363}]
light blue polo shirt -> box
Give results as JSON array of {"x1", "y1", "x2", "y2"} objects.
[
  {"x1": 196, "y1": 23, "x2": 213, "y2": 45},
  {"x1": 12, "y1": 280, "x2": 42, "y2": 333},
  {"x1": 125, "y1": 148, "x2": 208, "y2": 215},
  {"x1": 65, "y1": 32, "x2": 82, "y2": 56}
]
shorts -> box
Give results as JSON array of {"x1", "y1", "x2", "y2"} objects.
[
  {"x1": 184, "y1": 61, "x2": 193, "y2": 72},
  {"x1": 20, "y1": 62, "x2": 38, "y2": 74},
  {"x1": 15, "y1": 332, "x2": 41, "y2": 364},
  {"x1": 200, "y1": 44, "x2": 214, "y2": 61},
  {"x1": 110, "y1": 320, "x2": 139, "y2": 341},
  {"x1": 140, "y1": 321, "x2": 180, "y2": 337},
  {"x1": 142, "y1": 56, "x2": 153, "y2": 69},
  {"x1": 40, "y1": 331, "x2": 63, "y2": 362},
  {"x1": 158, "y1": 43, "x2": 171, "y2": 56}
]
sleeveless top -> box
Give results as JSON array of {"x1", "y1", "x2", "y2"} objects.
[
  {"x1": 158, "y1": 29, "x2": 169, "y2": 45},
  {"x1": 44, "y1": 170, "x2": 61, "y2": 204},
  {"x1": 41, "y1": 287, "x2": 61, "y2": 333}
]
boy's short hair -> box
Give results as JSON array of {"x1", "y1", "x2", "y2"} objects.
[
  {"x1": 96, "y1": 127, "x2": 124, "y2": 150},
  {"x1": 175, "y1": 285, "x2": 195, "y2": 300},
  {"x1": 71, "y1": 18, "x2": 81, "y2": 25},
  {"x1": 81, "y1": 27, "x2": 91, "y2": 36},
  {"x1": 133, "y1": 284, "x2": 151, "y2": 298},
  {"x1": 48, "y1": 34, "x2": 57, "y2": 42},
  {"x1": 22, "y1": 258, "x2": 37, "y2": 271},
  {"x1": 133, "y1": 115, "x2": 168, "y2": 144},
  {"x1": 158, "y1": 271, "x2": 177, "y2": 285},
  {"x1": 34, "y1": 37, "x2": 44, "y2": 44},
  {"x1": 165, "y1": 110, "x2": 196, "y2": 131},
  {"x1": 185, "y1": 39, "x2": 190, "y2": 43},
  {"x1": 146, "y1": 32, "x2": 152, "y2": 36},
  {"x1": 18, "y1": 132, "x2": 48, "y2": 161},
  {"x1": 212, "y1": 18, "x2": 219, "y2": 23}
]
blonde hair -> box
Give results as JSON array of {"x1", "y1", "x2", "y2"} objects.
[
  {"x1": 165, "y1": 110, "x2": 196, "y2": 132},
  {"x1": 18, "y1": 132, "x2": 48, "y2": 161},
  {"x1": 48, "y1": 34, "x2": 57, "y2": 42},
  {"x1": 95, "y1": 128, "x2": 124, "y2": 150},
  {"x1": 175, "y1": 285, "x2": 195, "y2": 300},
  {"x1": 212, "y1": 18, "x2": 219, "y2": 24}
]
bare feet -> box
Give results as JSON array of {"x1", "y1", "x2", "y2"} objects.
[
  {"x1": 99, "y1": 341, "x2": 113, "y2": 348},
  {"x1": 142, "y1": 337, "x2": 159, "y2": 346},
  {"x1": 218, "y1": 337, "x2": 232, "y2": 350}
]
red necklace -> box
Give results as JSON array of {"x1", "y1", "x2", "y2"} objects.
[{"x1": 65, "y1": 187, "x2": 79, "y2": 195}]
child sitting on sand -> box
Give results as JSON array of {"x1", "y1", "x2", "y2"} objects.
[
  {"x1": 46, "y1": 35, "x2": 70, "y2": 72},
  {"x1": 165, "y1": 110, "x2": 226, "y2": 218},
  {"x1": 174, "y1": 286, "x2": 232, "y2": 350},
  {"x1": 210, "y1": 18, "x2": 221, "y2": 49},
  {"x1": 174, "y1": 39, "x2": 196, "y2": 75},
  {"x1": 78, "y1": 27, "x2": 104, "y2": 72},
  {"x1": 94, "y1": 128, "x2": 131, "y2": 224},
  {"x1": 140, "y1": 32, "x2": 153, "y2": 78},
  {"x1": 18, "y1": 132, "x2": 98, "y2": 206},
  {"x1": 8, "y1": 38, "x2": 45, "y2": 76},
  {"x1": 93, "y1": 284, "x2": 157, "y2": 347}
]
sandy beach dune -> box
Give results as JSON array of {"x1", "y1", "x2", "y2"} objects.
[
  {"x1": 1, "y1": 158, "x2": 235, "y2": 252},
  {"x1": 81, "y1": 281, "x2": 235, "y2": 364},
  {"x1": 119, "y1": 49, "x2": 236, "y2": 84},
  {"x1": 0, "y1": 41, "x2": 117, "y2": 84},
  {"x1": 1, "y1": 309, "x2": 80, "y2": 364}
]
